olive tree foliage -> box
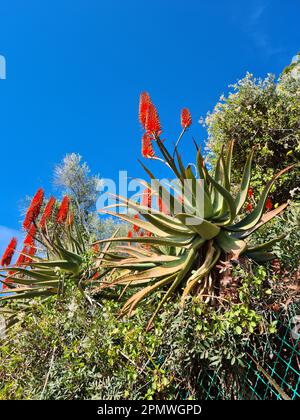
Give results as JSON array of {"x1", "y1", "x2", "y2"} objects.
[
  {"x1": 53, "y1": 153, "x2": 125, "y2": 239},
  {"x1": 205, "y1": 55, "x2": 300, "y2": 203}
]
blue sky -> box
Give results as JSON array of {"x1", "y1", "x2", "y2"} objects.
[{"x1": 0, "y1": 0, "x2": 299, "y2": 258}]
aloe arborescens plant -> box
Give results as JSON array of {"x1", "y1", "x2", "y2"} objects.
[{"x1": 95, "y1": 92, "x2": 294, "y2": 328}]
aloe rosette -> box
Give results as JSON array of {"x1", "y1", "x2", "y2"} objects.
[{"x1": 95, "y1": 93, "x2": 294, "y2": 328}]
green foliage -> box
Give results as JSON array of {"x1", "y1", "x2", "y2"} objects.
[
  {"x1": 0, "y1": 272, "x2": 276, "y2": 400},
  {"x1": 252, "y1": 198, "x2": 300, "y2": 272},
  {"x1": 205, "y1": 70, "x2": 300, "y2": 203}
]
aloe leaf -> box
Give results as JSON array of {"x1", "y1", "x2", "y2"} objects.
[
  {"x1": 175, "y1": 148, "x2": 187, "y2": 179},
  {"x1": 121, "y1": 274, "x2": 176, "y2": 316},
  {"x1": 110, "y1": 193, "x2": 192, "y2": 234},
  {"x1": 1, "y1": 267, "x2": 57, "y2": 282},
  {"x1": 212, "y1": 156, "x2": 223, "y2": 213},
  {"x1": 233, "y1": 203, "x2": 288, "y2": 239},
  {"x1": 54, "y1": 243, "x2": 83, "y2": 264},
  {"x1": 29, "y1": 260, "x2": 80, "y2": 273},
  {"x1": 206, "y1": 171, "x2": 236, "y2": 224},
  {"x1": 244, "y1": 251, "x2": 276, "y2": 262},
  {"x1": 0, "y1": 290, "x2": 56, "y2": 302},
  {"x1": 216, "y1": 230, "x2": 247, "y2": 260},
  {"x1": 146, "y1": 239, "x2": 201, "y2": 330},
  {"x1": 234, "y1": 148, "x2": 255, "y2": 214},
  {"x1": 155, "y1": 137, "x2": 182, "y2": 180},
  {"x1": 175, "y1": 213, "x2": 220, "y2": 240},
  {"x1": 196, "y1": 149, "x2": 207, "y2": 182},
  {"x1": 246, "y1": 234, "x2": 286, "y2": 252},
  {"x1": 101, "y1": 209, "x2": 170, "y2": 237},
  {"x1": 108, "y1": 258, "x2": 186, "y2": 285},
  {"x1": 98, "y1": 235, "x2": 194, "y2": 247},
  {"x1": 225, "y1": 140, "x2": 235, "y2": 187},
  {"x1": 138, "y1": 160, "x2": 182, "y2": 213},
  {"x1": 181, "y1": 242, "x2": 221, "y2": 302},
  {"x1": 0, "y1": 275, "x2": 59, "y2": 287}
]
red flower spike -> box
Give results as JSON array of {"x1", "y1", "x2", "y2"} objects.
[
  {"x1": 40, "y1": 196, "x2": 56, "y2": 229},
  {"x1": 1, "y1": 237, "x2": 17, "y2": 266},
  {"x1": 24, "y1": 225, "x2": 36, "y2": 246},
  {"x1": 265, "y1": 198, "x2": 273, "y2": 211},
  {"x1": 139, "y1": 92, "x2": 152, "y2": 128},
  {"x1": 145, "y1": 102, "x2": 161, "y2": 135},
  {"x1": 56, "y1": 196, "x2": 70, "y2": 224},
  {"x1": 141, "y1": 133, "x2": 155, "y2": 158},
  {"x1": 23, "y1": 188, "x2": 44, "y2": 230},
  {"x1": 28, "y1": 246, "x2": 36, "y2": 256},
  {"x1": 142, "y1": 188, "x2": 152, "y2": 208},
  {"x1": 15, "y1": 249, "x2": 27, "y2": 266},
  {"x1": 133, "y1": 214, "x2": 140, "y2": 233},
  {"x1": 1, "y1": 238, "x2": 18, "y2": 266},
  {"x1": 181, "y1": 108, "x2": 192, "y2": 128}
]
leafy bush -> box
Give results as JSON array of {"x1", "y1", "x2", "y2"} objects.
[
  {"x1": 0, "y1": 266, "x2": 278, "y2": 400},
  {"x1": 205, "y1": 68, "x2": 300, "y2": 203}
]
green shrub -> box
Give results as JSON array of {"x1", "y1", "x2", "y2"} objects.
[
  {"x1": 0, "y1": 268, "x2": 278, "y2": 400},
  {"x1": 205, "y1": 70, "x2": 300, "y2": 203}
]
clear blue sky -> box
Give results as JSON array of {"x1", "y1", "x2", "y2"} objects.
[{"x1": 0, "y1": 0, "x2": 299, "y2": 255}]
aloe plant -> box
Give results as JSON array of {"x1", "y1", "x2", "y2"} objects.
[
  {"x1": 0, "y1": 193, "x2": 92, "y2": 331},
  {"x1": 94, "y1": 94, "x2": 294, "y2": 329}
]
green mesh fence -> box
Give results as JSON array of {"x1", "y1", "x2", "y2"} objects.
[{"x1": 198, "y1": 305, "x2": 300, "y2": 400}]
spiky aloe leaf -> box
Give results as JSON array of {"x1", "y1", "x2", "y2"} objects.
[
  {"x1": 185, "y1": 164, "x2": 213, "y2": 218},
  {"x1": 212, "y1": 156, "x2": 224, "y2": 214},
  {"x1": 53, "y1": 243, "x2": 83, "y2": 265},
  {"x1": 246, "y1": 234, "x2": 286, "y2": 253},
  {"x1": 175, "y1": 213, "x2": 220, "y2": 240},
  {"x1": 206, "y1": 171, "x2": 237, "y2": 224},
  {"x1": 139, "y1": 160, "x2": 183, "y2": 214},
  {"x1": 0, "y1": 267, "x2": 58, "y2": 282},
  {"x1": 120, "y1": 274, "x2": 177, "y2": 316},
  {"x1": 101, "y1": 252, "x2": 190, "y2": 287},
  {"x1": 244, "y1": 251, "x2": 276, "y2": 262},
  {"x1": 29, "y1": 260, "x2": 80, "y2": 274},
  {"x1": 101, "y1": 209, "x2": 171, "y2": 237},
  {"x1": 235, "y1": 203, "x2": 288, "y2": 239},
  {"x1": 0, "y1": 275, "x2": 59, "y2": 288},
  {"x1": 146, "y1": 238, "x2": 204, "y2": 330},
  {"x1": 0, "y1": 289, "x2": 56, "y2": 302},
  {"x1": 107, "y1": 195, "x2": 193, "y2": 235},
  {"x1": 97, "y1": 235, "x2": 194, "y2": 247},
  {"x1": 234, "y1": 148, "x2": 255, "y2": 215},
  {"x1": 181, "y1": 241, "x2": 221, "y2": 303},
  {"x1": 225, "y1": 140, "x2": 235, "y2": 187},
  {"x1": 216, "y1": 230, "x2": 247, "y2": 260}
]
